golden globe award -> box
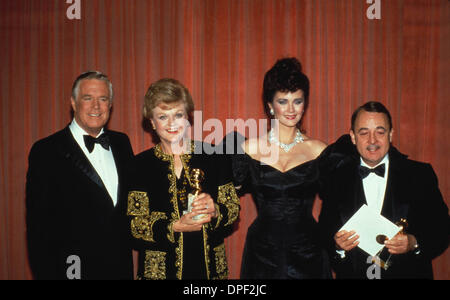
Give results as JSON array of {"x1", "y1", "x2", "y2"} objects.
[
  {"x1": 186, "y1": 168, "x2": 207, "y2": 220},
  {"x1": 372, "y1": 218, "x2": 409, "y2": 270}
]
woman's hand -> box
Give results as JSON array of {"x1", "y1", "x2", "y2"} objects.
[
  {"x1": 172, "y1": 193, "x2": 217, "y2": 232},
  {"x1": 172, "y1": 211, "x2": 211, "y2": 232},
  {"x1": 191, "y1": 193, "x2": 217, "y2": 218}
]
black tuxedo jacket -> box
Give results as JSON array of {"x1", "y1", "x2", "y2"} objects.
[
  {"x1": 319, "y1": 135, "x2": 449, "y2": 279},
  {"x1": 26, "y1": 126, "x2": 134, "y2": 279}
]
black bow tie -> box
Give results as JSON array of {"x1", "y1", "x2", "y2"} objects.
[
  {"x1": 358, "y1": 163, "x2": 385, "y2": 179},
  {"x1": 83, "y1": 133, "x2": 110, "y2": 153}
]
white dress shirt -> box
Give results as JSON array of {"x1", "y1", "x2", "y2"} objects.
[
  {"x1": 69, "y1": 119, "x2": 119, "y2": 206},
  {"x1": 336, "y1": 154, "x2": 390, "y2": 258},
  {"x1": 361, "y1": 155, "x2": 389, "y2": 214}
]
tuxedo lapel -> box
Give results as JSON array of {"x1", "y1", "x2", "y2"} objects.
[
  {"x1": 353, "y1": 174, "x2": 367, "y2": 212},
  {"x1": 381, "y1": 155, "x2": 409, "y2": 223},
  {"x1": 339, "y1": 163, "x2": 367, "y2": 224},
  {"x1": 107, "y1": 131, "x2": 123, "y2": 203},
  {"x1": 380, "y1": 167, "x2": 394, "y2": 221},
  {"x1": 59, "y1": 127, "x2": 109, "y2": 193}
]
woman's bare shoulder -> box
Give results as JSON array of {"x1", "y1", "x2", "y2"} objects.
[
  {"x1": 302, "y1": 134, "x2": 327, "y2": 157},
  {"x1": 242, "y1": 135, "x2": 269, "y2": 157}
]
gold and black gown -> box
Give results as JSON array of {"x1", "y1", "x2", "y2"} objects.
[
  {"x1": 175, "y1": 168, "x2": 206, "y2": 279},
  {"x1": 127, "y1": 141, "x2": 240, "y2": 280}
]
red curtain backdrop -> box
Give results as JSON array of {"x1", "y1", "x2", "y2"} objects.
[{"x1": 0, "y1": 0, "x2": 448, "y2": 279}]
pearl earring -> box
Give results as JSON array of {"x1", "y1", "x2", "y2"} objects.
[{"x1": 270, "y1": 108, "x2": 274, "y2": 116}]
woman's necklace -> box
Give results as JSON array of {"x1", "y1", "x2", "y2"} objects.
[{"x1": 268, "y1": 128, "x2": 304, "y2": 152}]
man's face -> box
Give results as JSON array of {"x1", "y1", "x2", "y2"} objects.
[
  {"x1": 71, "y1": 79, "x2": 112, "y2": 137},
  {"x1": 350, "y1": 110, "x2": 393, "y2": 167}
]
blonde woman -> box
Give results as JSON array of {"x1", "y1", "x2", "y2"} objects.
[{"x1": 127, "y1": 78, "x2": 239, "y2": 280}]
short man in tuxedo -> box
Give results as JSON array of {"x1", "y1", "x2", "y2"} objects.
[
  {"x1": 26, "y1": 71, "x2": 134, "y2": 279},
  {"x1": 319, "y1": 101, "x2": 448, "y2": 279}
]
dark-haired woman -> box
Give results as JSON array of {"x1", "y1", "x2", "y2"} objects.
[{"x1": 232, "y1": 58, "x2": 331, "y2": 279}]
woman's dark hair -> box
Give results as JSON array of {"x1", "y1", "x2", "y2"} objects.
[{"x1": 262, "y1": 57, "x2": 310, "y2": 121}]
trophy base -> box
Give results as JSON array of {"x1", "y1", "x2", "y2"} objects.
[
  {"x1": 372, "y1": 257, "x2": 389, "y2": 270},
  {"x1": 184, "y1": 193, "x2": 208, "y2": 220},
  {"x1": 372, "y1": 247, "x2": 392, "y2": 270},
  {"x1": 182, "y1": 209, "x2": 208, "y2": 220},
  {"x1": 193, "y1": 214, "x2": 208, "y2": 220}
]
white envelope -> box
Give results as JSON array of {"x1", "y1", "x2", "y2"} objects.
[{"x1": 339, "y1": 204, "x2": 401, "y2": 256}]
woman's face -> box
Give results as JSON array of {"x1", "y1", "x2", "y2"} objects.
[
  {"x1": 268, "y1": 89, "x2": 305, "y2": 128},
  {"x1": 150, "y1": 101, "x2": 189, "y2": 149}
]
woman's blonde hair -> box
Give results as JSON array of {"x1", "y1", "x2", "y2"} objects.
[{"x1": 143, "y1": 78, "x2": 194, "y2": 119}]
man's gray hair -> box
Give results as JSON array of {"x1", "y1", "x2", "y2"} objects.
[{"x1": 71, "y1": 71, "x2": 114, "y2": 101}]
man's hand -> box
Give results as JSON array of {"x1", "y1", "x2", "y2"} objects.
[
  {"x1": 334, "y1": 230, "x2": 360, "y2": 251},
  {"x1": 384, "y1": 233, "x2": 417, "y2": 254}
]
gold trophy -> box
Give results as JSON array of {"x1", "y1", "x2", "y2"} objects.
[
  {"x1": 373, "y1": 218, "x2": 408, "y2": 270},
  {"x1": 185, "y1": 168, "x2": 206, "y2": 220}
]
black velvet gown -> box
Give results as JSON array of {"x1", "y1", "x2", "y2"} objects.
[{"x1": 233, "y1": 152, "x2": 332, "y2": 279}]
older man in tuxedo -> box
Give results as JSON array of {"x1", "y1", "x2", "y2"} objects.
[
  {"x1": 319, "y1": 101, "x2": 448, "y2": 279},
  {"x1": 26, "y1": 71, "x2": 134, "y2": 279}
]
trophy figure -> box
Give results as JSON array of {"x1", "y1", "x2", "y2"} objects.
[
  {"x1": 373, "y1": 218, "x2": 408, "y2": 270},
  {"x1": 184, "y1": 168, "x2": 206, "y2": 220}
]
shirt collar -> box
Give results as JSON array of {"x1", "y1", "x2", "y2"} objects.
[
  {"x1": 69, "y1": 119, "x2": 105, "y2": 153},
  {"x1": 69, "y1": 119, "x2": 104, "y2": 139}
]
